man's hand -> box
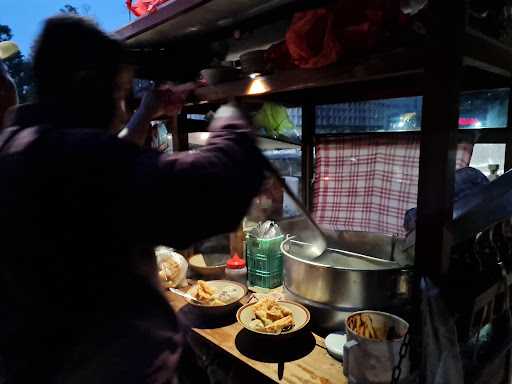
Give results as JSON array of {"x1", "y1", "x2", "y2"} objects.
[
  {"x1": 140, "y1": 83, "x2": 197, "y2": 119},
  {"x1": 119, "y1": 82, "x2": 197, "y2": 146}
]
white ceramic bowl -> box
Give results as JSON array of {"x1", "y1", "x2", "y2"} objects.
[
  {"x1": 185, "y1": 280, "x2": 247, "y2": 314},
  {"x1": 237, "y1": 300, "x2": 310, "y2": 338}
]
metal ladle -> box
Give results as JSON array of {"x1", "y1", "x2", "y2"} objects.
[
  {"x1": 262, "y1": 156, "x2": 328, "y2": 258},
  {"x1": 211, "y1": 102, "x2": 328, "y2": 258}
]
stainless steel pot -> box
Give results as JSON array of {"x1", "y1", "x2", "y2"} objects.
[{"x1": 281, "y1": 237, "x2": 413, "y2": 330}]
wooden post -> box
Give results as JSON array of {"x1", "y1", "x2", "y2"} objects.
[
  {"x1": 504, "y1": 86, "x2": 512, "y2": 172},
  {"x1": 168, "y1": 114, "x2": 189, "y2": 152},
  {"x1": 415, "y1": 0, "x2": 466, "y2": 277},
  {"x1": 415, "y1": 3, "x2": 466, "y2": 381},
  {"x1": 302, "y1": 104, "x2": 315, "y2": 211}
]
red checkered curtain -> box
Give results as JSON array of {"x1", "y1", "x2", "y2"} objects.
[{"x1": 312, "y1": 134, "x2": 473, "y2": 237}]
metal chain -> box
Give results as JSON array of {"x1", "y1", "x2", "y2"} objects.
[{"x1": 390, "y1": 330, "x2": 410, "y2": 384}]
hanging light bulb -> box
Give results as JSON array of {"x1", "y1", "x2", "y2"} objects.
[{"x1": 247, "y1": 75, "x2": 270, "y2": 95}]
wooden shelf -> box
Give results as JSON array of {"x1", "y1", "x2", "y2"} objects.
[
  {"x1": 188, "y1": 131, "x2": 300, "y2": 150},
  {"x1": 118, "y1": 2, "x2": 512, "y2": 104},
  {"x1": 192, "y1": 48, "x2": 426, "y2": 104},
  {"x1": 257, "y1": 135, "x2": 301, "y2": 149},
  {"x1": 185, "y1": 43, "x2": 511, "y2": 107}
]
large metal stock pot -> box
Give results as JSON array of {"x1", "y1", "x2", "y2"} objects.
[{"x1": 281, "y1": 236, "x2": 413, "y2": 330}]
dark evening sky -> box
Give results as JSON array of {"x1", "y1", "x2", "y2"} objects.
[{"x1": 2, "y1": 1, "x2": 131, "y2": 56}]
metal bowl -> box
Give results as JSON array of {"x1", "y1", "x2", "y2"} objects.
[
  {"x1": 200, "y1": 67, "x2": 240, "y2": 85},
  {"x1": 282, "y1": 237, "x2": 413, "y2": 330},
  {"x1": 188, "y1": 253, "x2": 229, "y2": 279},
  {"x1": 283, "y1": 286, "x2": 352, "y2": 331},
  {"x1": 240, "y1": 50, "x2": 266, "y2": 75}
]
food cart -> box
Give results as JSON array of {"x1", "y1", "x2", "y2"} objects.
[{"x1": 117, "y1": 1, "x2": 512, "y2": 383}]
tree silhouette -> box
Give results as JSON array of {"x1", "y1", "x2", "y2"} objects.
[
  {"x1": 59, "y1": 4, "x2": 93, "y2": 16},
  {"x1": 0, "y1": 3, "x2": 95, "y2": 103},
  {"x1": 59, "y1": 4, "x2": 79, "y2": 15}
]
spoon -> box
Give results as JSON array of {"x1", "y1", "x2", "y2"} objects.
[{"x1": 168, "y1": 287, "x2": 202, "y2": 304}]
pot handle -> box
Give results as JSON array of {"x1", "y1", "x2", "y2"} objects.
[{"x1": 343, "y1": 339, "x2": 358, "y2": 378}]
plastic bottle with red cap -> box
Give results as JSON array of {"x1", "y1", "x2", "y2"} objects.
[{"x1": 225, "y1": 253, "x2": 247, "y2": 285}]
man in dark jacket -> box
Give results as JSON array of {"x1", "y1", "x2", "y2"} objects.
[{"x1": 0, "y1": 16, "x2": 264, "y2": 383}]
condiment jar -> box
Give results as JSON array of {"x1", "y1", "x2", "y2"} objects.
[{"x1": 225, "y1": 253, "x2": 247, "y2": 285}]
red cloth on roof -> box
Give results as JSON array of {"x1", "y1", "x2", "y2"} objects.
[
  {"x1": 286, "y1": 9, "x2": 343, "y2": 69},
  {"x1": 126, "y1": 0, "x2": 167, "y2": 17},
  {"x1": 285, "y1": 0, "x2": 405, "y2": 69},
  {"x1": 312, "y1": 135, "x2": 473, "y2": 237}
]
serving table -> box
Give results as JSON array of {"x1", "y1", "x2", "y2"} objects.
[{"x1": 165, "y1": 284, "x2": 346, "y2": 384}]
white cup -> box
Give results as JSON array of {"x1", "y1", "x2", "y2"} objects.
[{"x1": 343, "y1": 310, "x2": 410, "y2": 384}]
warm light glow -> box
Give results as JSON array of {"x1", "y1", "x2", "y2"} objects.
[
  {"x1": 247, "y1": 77, "x2": 270, "y2": 95},
  {"x1": 200, "y1": 132, "x2": 210, "y2": 141},
  {"x1": 249, "y1": 72, "x2": 261, "y2": 79}
]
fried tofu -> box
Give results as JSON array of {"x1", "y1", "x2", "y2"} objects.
[
  {"x1": 249, "y1": 297, "x2": 295, "y2": 333},
  {"x1": 195, "y1": 280, "x2": 216, "y2": 303},
  {"x1": 264, "y1": 315, "x2": 294, "y2": 333}
]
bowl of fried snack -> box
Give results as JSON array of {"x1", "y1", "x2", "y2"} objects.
[
  {"x1": 185, "y1": 280, "x2": 247, "y2": 314},
  {"x1": 237, "y1": 297, "x2": 310, "y2": 337}
]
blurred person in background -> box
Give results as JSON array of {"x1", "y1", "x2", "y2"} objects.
[
  {"x1": 0, "y1": 15, "x2": 264, "y2": 384},
  {"x1": 0, "y1": 41, "x2": 19, "y2": 129}
]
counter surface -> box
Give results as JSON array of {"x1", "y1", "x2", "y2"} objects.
[{"x1": 165, "y1": 285, "x2": 346, "y2": 384}]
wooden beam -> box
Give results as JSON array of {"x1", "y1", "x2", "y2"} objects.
[
  {"x1": 115, "y1": 0, "x2": 208, "y2": 42},
  {"x1": 315, "y1": 128, "x2": 510, "y2": 143},
  {"x1": 459, "y1": 128, "x2": 510, "y2": 144},
  {"x1": 415, "y1": 0, "x2": 466, "y2": 277},
  {"x1": 464, "y1": 28, "x2": 512, "y2": 77},
  {"x1": 118, "y1": 0, "x2": 335, "y2": 48},
  {"x1": 462, "y1": 56, "x2": 511, "y2": 79}
]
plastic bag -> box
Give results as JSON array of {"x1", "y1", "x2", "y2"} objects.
[
  {"x1": 285, "y1": 1, "x2": 405, "y2": 69},
  {"x1": 422, "y1": 277, "x2": 464, "y2": 384},
  {"x1": 156, "y1": 246, "x2": 188, "y2": 288},
  {"x1": 125, "y1": 0, "x2": 167, "y2": 17},
  {"x1": 253, "y1": 102, "x2": 295, "y2": 137},
  {"x1": 286, "y1": 8, "x2": 343, "y2": 69}
]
